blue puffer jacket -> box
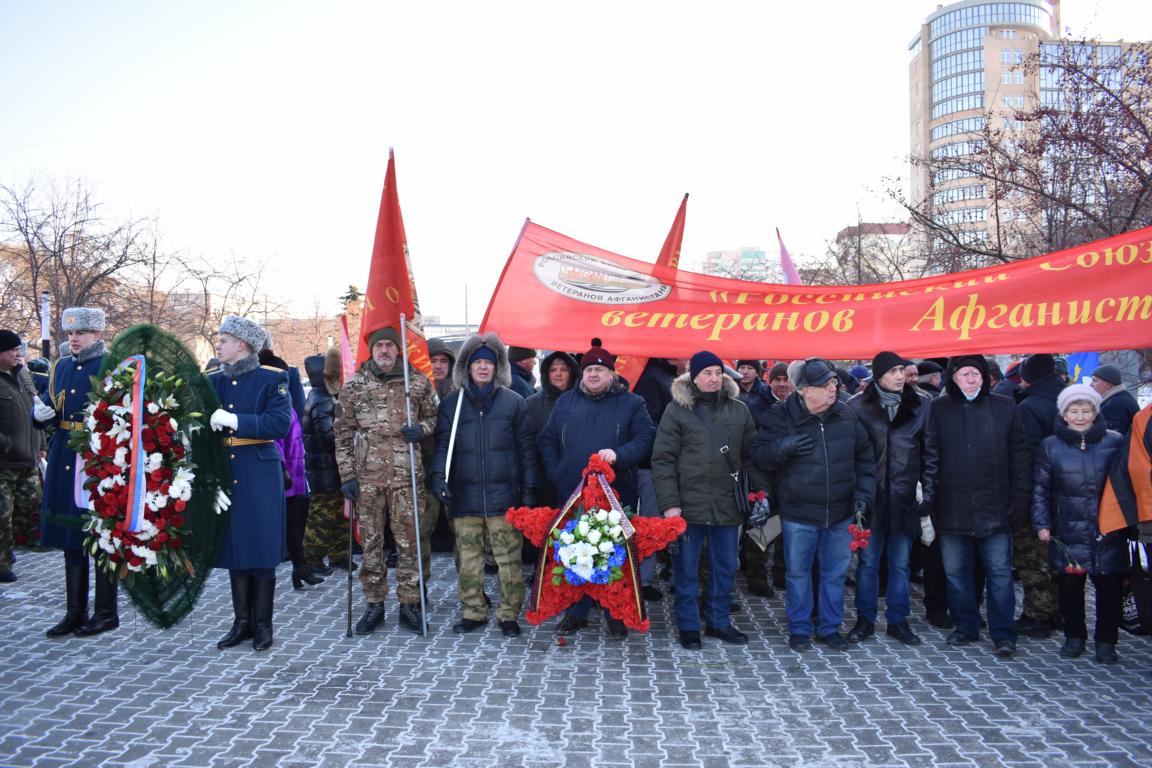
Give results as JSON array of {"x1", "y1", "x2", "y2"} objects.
[
  {"x1": 538, "y1": 378, "x2": 655, "y2": 510},
  {"x1": 1031, "y1": 417, "x2": 1128, "y2": 575}
]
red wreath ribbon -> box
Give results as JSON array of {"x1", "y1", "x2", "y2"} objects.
[{"x1": 505, "y1": 453, "x2": 687, "y2": 632}]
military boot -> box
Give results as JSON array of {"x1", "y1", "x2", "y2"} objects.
[
  {"x1": 354, "y1": 602, "x2": 386, "y2": 635},
  {"x1": 217, "y1": 572, "x2": 254, "y2": 649},
  {"x1": 399, "y1": 603, "x2": 428, "y2": 635},
  {"x1": 251, "y1": 577, "x2": 275, "y2": 651},
  {"x1": 74, "y1": 568, "x2": 119, "y2": 637},
  {"x1": 46, "y1": 559, "x2": 89, "y2": 638}
]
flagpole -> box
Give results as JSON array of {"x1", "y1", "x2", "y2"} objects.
[{"x1": 399, "y1": 312, "x2": 429, "y2": 637}]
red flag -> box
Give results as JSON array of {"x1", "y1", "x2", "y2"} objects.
[
  {"x1": 776, "y1": 228, "x2": 803, "y2": 285},
  {"x1": 339, "y1": 316, "x2": 356, "y2": 383},
  {"x1": 615, "y1": 193, "x2": 688, "y2": 388},
  {"x1": 356, "y1": 149, "x2": 432, "y2": 377}
]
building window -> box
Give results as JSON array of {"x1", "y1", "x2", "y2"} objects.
[
  {"x1": 933, "y1": 93, "x2": 984, "y2": 119},
  {"x1": 931, "y1": 116, "x2": 987, "y2": 142}
]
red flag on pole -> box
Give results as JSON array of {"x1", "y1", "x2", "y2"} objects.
[
  {"x1": 615, "y1": 193, "x2": 688, "y2": 388},
  {"x1": 776, "y1": 227, "x2": 803, "y2": 285},
  {"x1": 356, "y1": 149, "x2": 432, "y2": 378},
  {"x1": 339, "y1": 316, "x2": 356, "y2": 383}
]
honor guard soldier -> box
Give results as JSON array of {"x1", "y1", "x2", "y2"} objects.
[{"x1": 208, "y1": 316, "x2": 292, "y2": 652}]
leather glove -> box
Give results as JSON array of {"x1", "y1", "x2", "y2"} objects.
[
  {"x1": 400, "y1": 424, "x2": 423, "y2": 443},
  {"x1": 340, "y1": 479, "x2": 360, "y2": 501},
  {"x1": 920, "y1": 516, "x2": 936, "y2": 546},
  {"x1": 209, "y1": 408, "x2": 238, "y2": 432},
  {"x1": 32, "y1": 399, "x2": 56, "y2": 423},
  {"x1": 1010, "y1": 496, "x2": 1030, "y2": 529},
  {"x1": 852, "y1": 499, "x2": 869, "y2": 521},
  {"x1": 1138, "y1": 520, "x2": 1152, "y2": 545},
  {"x1": 433, "y1": 479, "x2": 452, "y2": 504},
  {"x1": 777, "y1": 433, "x2": 815, "y2": 459}
]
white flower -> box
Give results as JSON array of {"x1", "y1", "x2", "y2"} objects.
[
  {"x1": 587, "y1": 529, "x2": 602, "y2": 545},
  {"x1": 608, "y1": 510, "x2": 621, "y2": 526},
  {"x1": 609, "y1": 525, "x2": 623, "y2": 539},
  {"x1": 113, "y1": 447, "x2": 129, "y2": 468},
  {"x1": 577, "y1": 520, "x2": 590, "y2": 537},
  {"x1": 595, "y1": 509, "x2": 609, "y2": 522},
  {"x1": 169, "y1": 417, "x2": 178, "y2": 431},
  {"x1": 598, "y1": 541, "x2": 615, "y2": 554},
  {"x1": 559, "y1": 531, "x2": 575, "y2": 545},
  {"x1": 122, "y1": 394, "x2": 132, "y2": 409},
  {"x1": 144, "y1": 452, "x2": 163, "y2": 473},
  {"x1": 147, "y1": 402, "x2": 160, "y2": 415},
  {"x1": 108, "y1": 417, "x2": 131, "y2": 444},
  {"x1": 89, "y1": 432, "x2": 102, "y2": 453}
]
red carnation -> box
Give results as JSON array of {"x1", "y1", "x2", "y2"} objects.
[
  {"x1": 172, "y1": 514, "x2": 185, "y2": 527},
  {"x1": 173, "y1": 500, "x2": 186, "y2": 513},
  {"x1": 155, "y1": 531, "x2": 169, "y2": 543}
]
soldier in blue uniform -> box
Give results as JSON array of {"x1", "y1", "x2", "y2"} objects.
[
  {"x1": 34, "y1": 307, "x2": 117, "y2": 638},
  {"x1": 208, "y1": 315, "x2": 292, "y2": 652}
]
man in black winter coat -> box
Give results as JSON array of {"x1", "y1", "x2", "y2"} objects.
[
  {"x1": 931, "y1": 355, "x2": 1032, "y2": 657},
  {"x1": 1013, "y1": 353, "x2": 1065, "y2": 637},
  {"x1": 633, "y1": 357, "x2": 680, "y2": 600},
  {"x1": 847, "y1": 351, "x2": 939, "y2": 646},
  {"x1": 752, "y1": 357, "x2": 876, "y2": 651},
  {"x1": 1091, "y1": 364, "x2": 1140, "y2": 435}
]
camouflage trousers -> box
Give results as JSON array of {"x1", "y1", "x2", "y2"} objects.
[
  {"x1": 357, "y1": 483, "x2": 436, "y2": 604},
  {"x1": 0, "y1": 468, "x2": 42, "y2": 566},
  {"x1": 454, "y1": 515, "x2": 524, "y2": 622},
  {"x1": 304, "y1": 491, "x2": 347, "y2": 564},
  {"x1": 1014, "y1": 525, "x2": 1058, "y2": 618}
]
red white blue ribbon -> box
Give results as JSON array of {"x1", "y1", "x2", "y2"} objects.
[{"x1": 116, "y1": 355, "x2": 148, "y2": 534}]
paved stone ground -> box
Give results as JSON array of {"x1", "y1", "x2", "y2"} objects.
[{"x1": 2, "y1": 548, "x2": 1151, "y2": 768}]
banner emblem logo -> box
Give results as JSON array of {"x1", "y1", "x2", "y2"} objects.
[{"x1": 533, "y1": 251, "x2": 670, "y2": 305}]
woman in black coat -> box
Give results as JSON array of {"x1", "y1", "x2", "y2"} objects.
[{"x1": 1032, "y1": 384, "x2": 1127, "y2": 663}]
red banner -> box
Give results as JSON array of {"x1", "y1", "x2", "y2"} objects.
[
  {"x1": 615, "y1": 193, "x2": 688, "y2": 386},
  {"x1": 481, "y1": 221, "x2": 1152, "y2": 359},
  {"x1": 356, "y1": 150, "x2": 432, "y2": 377}
]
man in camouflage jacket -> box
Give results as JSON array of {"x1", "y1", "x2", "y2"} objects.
[{"x1": 335, "y1": 324, "x2": 438, "y2": 635}]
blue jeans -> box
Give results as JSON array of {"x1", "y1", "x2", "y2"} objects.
[
  {"x1": 939, "y1": 532, "x2": 1017, "y2": 642},
  {"x1": 781, "y1": 518, "x2": 852, "y2": 637},
  {"x1": 672, "y1": 523, "x2": 740, "y2": 631},
  {"x1": 854, "y1": 530, "x2": 913, "y2": 625}
]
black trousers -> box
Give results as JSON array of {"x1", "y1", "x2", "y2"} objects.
[{"x1": 1058, "y1": 571, "x2": 1124, "y2": 643}]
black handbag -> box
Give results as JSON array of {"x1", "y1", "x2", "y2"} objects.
[
  {"x1": 689, "y1": 408, "x2": 753, "y2": 519},
  {"x1": 1124, "y1": 540, "x2": 1152, "y2": 635}
]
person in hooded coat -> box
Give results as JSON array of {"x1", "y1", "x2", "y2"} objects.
[
  {"x1": 930, "y1": 354, "x2": 1032, "y2": 657},
  {"x1": 430, "y1": 333, "x2": 539, "y2": 637},
  {"x1": 301, "y1": 349, "x2": 346, "y2": 574}
]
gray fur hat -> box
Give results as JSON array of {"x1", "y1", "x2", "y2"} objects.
[
  {"x1": 61, "y1": 307, "x2": 106, "y2": 333},
  {"x1": 453, "y1": 332, "x2": 511, "y2": 389},
  {"x1": 219, "y1": 315, "x2": 267, "y2": 353}
]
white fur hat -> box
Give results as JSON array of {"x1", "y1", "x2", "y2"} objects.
[
  {"x1": 61, "y1": 307, "x2": 105, "y2": 333},
  {"x1": 219, "y1": 315, "x2": 267, "y2": 353}
]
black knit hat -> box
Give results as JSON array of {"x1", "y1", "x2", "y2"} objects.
[
  {"x1": 580, "y1": 338, "x2": 616, "y2": 371},
  {"x1": 1091, "y1": 364, "x2": 1122, "y2": 385},
  {"x1": 508, "y1": 346, "x2": 536, "y2": 363},
  {"x1": 1020, "y1": 353, "x2": 1056, "y2": 383},
  {"x1": 690, "y1": 350, "x2": 725, "y2": 380},
  {"x1": 735, "y1": 359, "x2": 763, "y2": 375},
  {"x1": 768, "y1": 362, "x2": 789, "y2": 380},
  {"x1": 0, "y1": 330, "x2": 21, "y2": 353},
  {"x1": 871, "y1": 351, "x2": 911, "y2": 380}
]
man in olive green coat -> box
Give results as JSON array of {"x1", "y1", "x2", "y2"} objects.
[{"x1": 652, "y1": 350, "x2": 767, "y2": 650}]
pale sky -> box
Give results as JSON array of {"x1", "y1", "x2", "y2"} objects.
[{"x1": 3, "y1": 0, "x2": 1150, "y2": 324}]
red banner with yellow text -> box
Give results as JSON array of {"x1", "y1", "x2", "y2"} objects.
[
  {"x1": 356, "y1": 150, "x2": 432, "y2": 377},
  {"x1": 481, "y1": 221, "x2": 1152, "y2": 359}
]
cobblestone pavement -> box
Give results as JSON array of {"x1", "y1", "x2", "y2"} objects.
[{"x1": 2, "y1": 549, "x2": 1151, "y2": 768}]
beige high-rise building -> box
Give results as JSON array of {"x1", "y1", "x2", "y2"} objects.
[{"x1": 909, "y1": 1, "x2": 1061, "y2": 251}]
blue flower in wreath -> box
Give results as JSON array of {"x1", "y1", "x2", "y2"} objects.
[
  {"x1": 590, "y1": 568, "x2": 611, "y2": 585},
  {"x1": 607, "y1": 544, "x2": 626, "y2": 568},
  {"x1": 564, "y1": 568, "x2": 586, "y2": 586}
]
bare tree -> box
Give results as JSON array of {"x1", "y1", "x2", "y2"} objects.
[
  {"x1": 178, "y1": 252, "x2": 288, "y2": 352},
  {"x1": 804, "y1": 223, "x2": 923, "y2": 286},
  {"x1": 892, "y1": 39, "x2": 1152, "y2": 269},
  {"x1": 0, "y1": 177, "x2": 153, "y2": 346}
]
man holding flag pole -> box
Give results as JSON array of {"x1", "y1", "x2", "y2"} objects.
[{"x1": 334, "y1": 150, "x2": 439, "y2": 637}]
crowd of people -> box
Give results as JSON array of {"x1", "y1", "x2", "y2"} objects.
[{"x1": 2, "y1": 308, "x2": 1151, "y2": 664}]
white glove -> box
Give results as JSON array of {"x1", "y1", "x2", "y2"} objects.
[
  {"x1": 209, "y1": 408, "x2": 238, "y2": 432},
  {"x1": 214, "y1": 489, "x2": 232, "y2": 514},
  {"x1": 32, "y1": 399, "x2": 56, "y2": 423},
  {"x1": 920, "y1": 516, "x2": 936, "y2": 546}
]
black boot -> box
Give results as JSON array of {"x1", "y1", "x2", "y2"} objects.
[
  {"x1": 73, "y1": 567, "x2": 119, "y2": 637},
  {"x1": 399, "y1": 602, "x2": 428, "y2": 635},
  {"x1": 355, "y1": 602, "x2": 386, "y2": 635},
  {"x1": 217, "y1": 572, "x2": 254, "y2": 649},
  {"x1": 251, "y1": 577, "x2": 275, "y2": 651},
  {"x1": 287, "y1": 501, "x2": 323, "y2": 589},
  {"x1": 46, "y1": 559, "x2": 89, "y2": 638}
]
